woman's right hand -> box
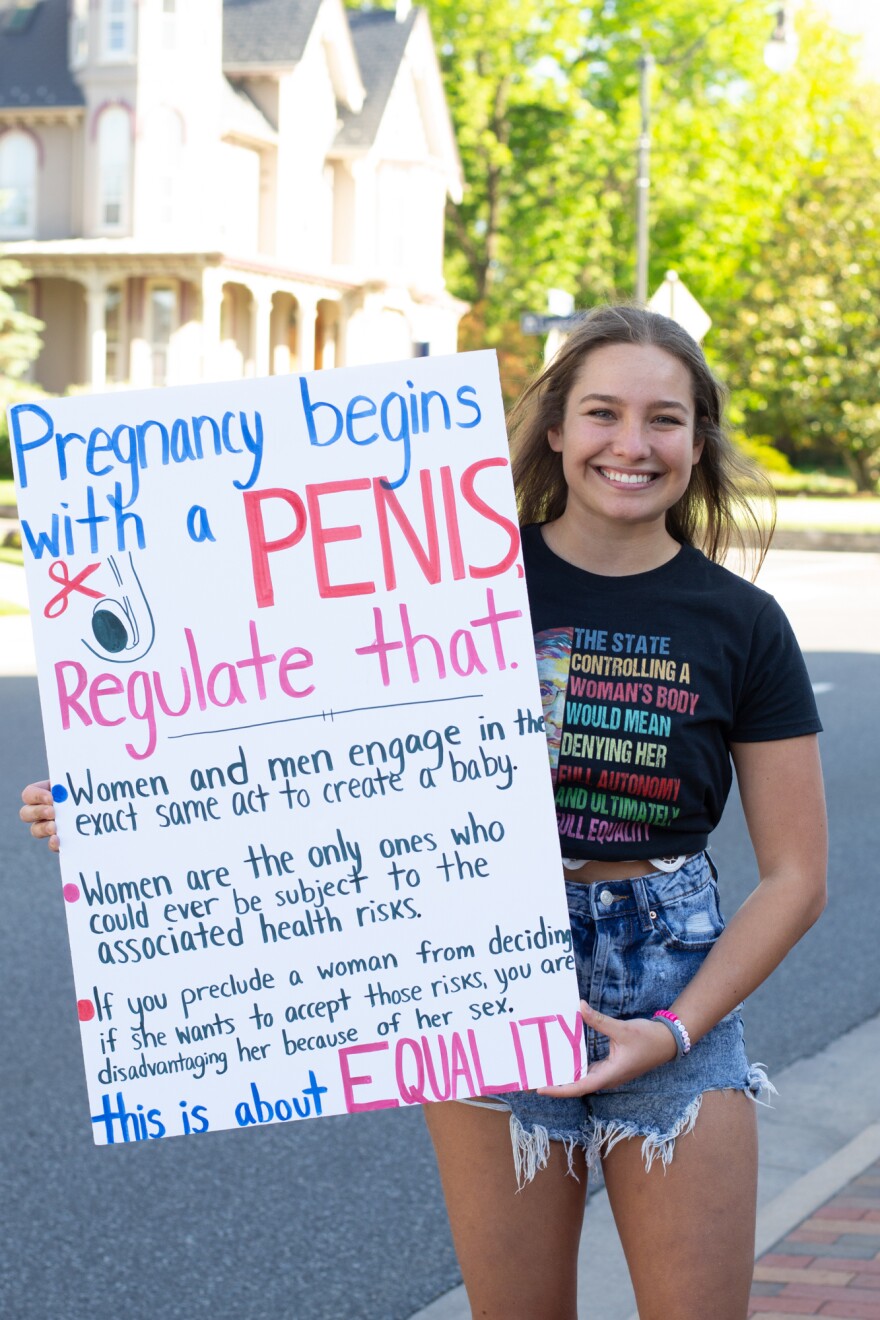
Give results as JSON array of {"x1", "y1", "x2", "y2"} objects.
[{"x1": 20, "y1": 780, "x2": 59, "y2": 853}]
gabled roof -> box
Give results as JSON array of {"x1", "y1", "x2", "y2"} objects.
[
  {"x1": 335, "y1": 7, "x2": 416, "y2": 149},
  {"x1": 0, "y1": 0, "x2": 85, "y2": 110},
  {"x1": 0, "y1": 0, "x2": 442, "y2": 164},
  {"x1": 222, "y1": 0, "x2": 323, "y2": 68},
  {"x1": 221, "y1": 77, "x2": 277, "y2": 145}
]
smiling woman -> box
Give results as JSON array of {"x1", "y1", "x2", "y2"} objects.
[{"x1": 418, "y1": 305, "x2": 827, "y2": 1320}]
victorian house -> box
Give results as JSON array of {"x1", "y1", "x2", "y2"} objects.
[{"x1": 0, "y1": 0, "x2": 465, "y2": 394}]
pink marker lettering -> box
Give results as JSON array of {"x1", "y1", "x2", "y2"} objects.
[{"x1": 337, "y1": 1041, "x2": 398, "y2": 1113}]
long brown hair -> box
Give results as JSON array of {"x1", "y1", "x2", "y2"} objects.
[{"x1": 508, "y1": 305, "x2": 775, "y2": 574}]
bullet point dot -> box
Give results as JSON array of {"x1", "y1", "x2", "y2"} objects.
[
  {"x1": 511, "y1": 662, "x2": 518, "y2": 669},
  {"x1": 63, "y1": 884, "x2": 80, "y2": 903},
  {"x1": 77, "y1": 999, "x2": 95, "y2": 1021},
  {"x1": 52, "y1": 784, "x2": 69, "y2": 803}
]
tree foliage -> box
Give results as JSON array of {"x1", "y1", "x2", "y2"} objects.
[
  {"x1": 421, "y1": 0, "x2": 880, "y2": 486},
  {"x1": 0, "y1": 255, "x2": 43, "y2": 479}
]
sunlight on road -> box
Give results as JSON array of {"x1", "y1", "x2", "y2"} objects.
[{"x1": 733, "y1": 550, "x2": 880, "y2": 655}]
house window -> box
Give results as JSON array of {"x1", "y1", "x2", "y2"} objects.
[
  {"x1": 97, "y1": 107, "x2": 131, "y2": 229},
  {"x1": 0, "y1": 130, "x2": 38, "y2": 237},
  {"x1": 149, "y1": 284, "x2": 176, "y2": 387},
  {"x1": 103, "y1": 0, "x2": 133, "y2": 59}
]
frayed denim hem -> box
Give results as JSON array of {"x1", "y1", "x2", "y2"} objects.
[
  {"x1": 585, "y1": 1093, "x2": 702, "y2": 1174},
  {"x1": 507, "y1": 1064, "x2": 778, "y2": 1188},
  {"x1": 509, "y1": 1112, "x2": 584, "y2": 1188},
  {"x1": 746, "y1": 1061, "x2": 778, "y2": 1107}
]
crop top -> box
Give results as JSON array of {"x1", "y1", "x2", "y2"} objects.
[{"x1": 521, "y1": 524, "x2": 822, "y2": 861}]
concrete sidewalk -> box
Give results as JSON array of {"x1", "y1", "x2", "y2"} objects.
[{"x1": 410, "y1": 1012, "x2": 880, "y2": 1320}]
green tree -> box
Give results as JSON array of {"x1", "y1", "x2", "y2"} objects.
[
  {"x1": 424, "y1": 0, "x2": 880, "y2": 483},
  {"x1": 709, "y1": 16, "x2": 880, "y2": 491},
  {"x1": 424, "y1": 0, "x2": 782, "y2": 319},
  {"x1": 425, "y1": 0, "x2": 608, "y2": 334}
]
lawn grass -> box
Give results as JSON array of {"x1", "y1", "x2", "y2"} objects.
[
  {"x1": 0, "y1": 545, "x2": 24, "y2": 566},
  {"x1": 0, "y1": 600, "x2": 27, "y2": 615},
  {"x1": 0, "y1": 478, "x2": 16, "y2": 508},
  {"x1": 770, "y1": 496, "x2": 880, "y2": 534}
]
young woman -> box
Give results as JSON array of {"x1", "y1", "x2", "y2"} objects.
[
  {"x1": 21, "y1": 306, "x2": 827, "y2": 1320},
  {"x1": 419, "y1": 306, "x2": 826, "y2": 1320}
]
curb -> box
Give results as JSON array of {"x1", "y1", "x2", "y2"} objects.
[
  {"x1": 755, "y1": 1123, "x2": 880, "y2": 1259},
  {"x1": 771, "y1": 529, "x2": 880, "y2": 553}
]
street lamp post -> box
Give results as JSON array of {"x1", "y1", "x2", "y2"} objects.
[{"x1": 635, "y1": 50, "x2": 654, "y2": 305}]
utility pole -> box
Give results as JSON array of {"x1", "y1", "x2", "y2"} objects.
[{"x1": 635, "y1": 50, "x2": 654, "y2": 305}]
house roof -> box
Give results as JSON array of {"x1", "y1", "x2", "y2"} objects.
[
  {"x1": 221, "y1": 77, "x2": 277, "y2": 144},
  {"x1": 222, "y1": 0, "x2": 324, "y2": 67},
  {"x1": 335, "y1": 7, "x2": 417, "y2": 149},
  {"x1": 0, "y1": 0, "x2": 425, "y2": 145},
  {"x1": 0, "y1": 0, "x2": 85, "y2": 110}
]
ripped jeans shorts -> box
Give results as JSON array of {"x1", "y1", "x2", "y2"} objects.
[{"x1": 464, "y1": 853, "x2": 773, "y2": 1185}]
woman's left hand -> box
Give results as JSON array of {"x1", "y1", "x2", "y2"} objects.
[{"x1": 538, "y1": 1001, "x2": 677, "y2": 1098}]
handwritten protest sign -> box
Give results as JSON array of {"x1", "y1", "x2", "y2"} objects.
[{"x1": 10, "y1": 352, "x2": 581, "y2": 1144}]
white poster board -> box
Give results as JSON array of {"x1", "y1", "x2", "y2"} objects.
[{"x1": 10, "y1": 352, "x2": 581, "y2": 1144}]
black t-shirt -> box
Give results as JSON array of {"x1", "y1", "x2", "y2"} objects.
[{"x1": 522, "y1": 524, "x2": 822, "y2": 860}]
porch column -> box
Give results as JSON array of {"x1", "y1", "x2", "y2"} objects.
[
  {"x1": 201, "y1": 266, "x2": 224, "y2": 381},
  {"x1": 251, "y1": 284, "x2": 273, "y2": 378},
  {"x1": 84, "y1": 275, "x2": 108, "y2": 390},
  {"x1": 296, "y1": 291, "x2": 318, "y2": 372}
]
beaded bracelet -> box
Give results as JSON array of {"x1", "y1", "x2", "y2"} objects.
[{"x1": 652, "y1": 1009, "x2": 692, "y2": 1060}]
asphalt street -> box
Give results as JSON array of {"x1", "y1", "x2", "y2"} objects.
[{"x1": 1, "y1": 549, "x2": 878, "y2": 1320}]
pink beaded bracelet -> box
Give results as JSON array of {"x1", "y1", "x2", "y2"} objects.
[{"x1": 652, "y1": 1010, "x2": 692, "y2": 1059}]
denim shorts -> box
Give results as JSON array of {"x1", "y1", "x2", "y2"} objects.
[{"x1": 463, "y1": 853, "x2": 773, "y2": 1184}]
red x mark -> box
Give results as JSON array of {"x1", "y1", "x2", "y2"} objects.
[{"x1": 44, "y1": 560, "x2": 104, "y2": 619}]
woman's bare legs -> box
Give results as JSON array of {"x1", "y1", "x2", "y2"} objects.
[
  {"x1": 601, "y1": 1090, "x2": 758, "y2": 1320},
  {"x1": 423, "y1": 1101, "x2": 588, "y2": 1320}
]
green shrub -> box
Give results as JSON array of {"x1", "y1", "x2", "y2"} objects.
[
  {"x1": 0, "y1": 379, "x2": 46, "y2": 480},
  {"x1": 733, "y1": 433, "x2": 795, "y2": 476}
]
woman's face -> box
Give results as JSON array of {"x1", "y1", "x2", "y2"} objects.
[{"x1": 547, "y1": 342, "x2": 703, "y2": 536}]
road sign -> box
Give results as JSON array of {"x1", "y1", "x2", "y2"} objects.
[
  {"x1": 520, "y1": 313, "x2": 586, "y2": 335},
  {"x1": 648, "y1": 271, "x2": 712, "y2": 341}
]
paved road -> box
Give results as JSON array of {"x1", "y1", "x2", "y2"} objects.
[{"x1": 0, "y1": 550, "x2": 877, "y2": 1320}]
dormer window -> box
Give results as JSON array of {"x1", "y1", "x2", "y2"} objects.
[
  {"x1": 0, "y1": 129, "x2": 38, "y2": 237},
  {"x1": 103, "y1": 0, "x2": 132, "y2": 60},
  {"x1": 70, "y1": 0, "x2": 88, "y2": 66}
]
